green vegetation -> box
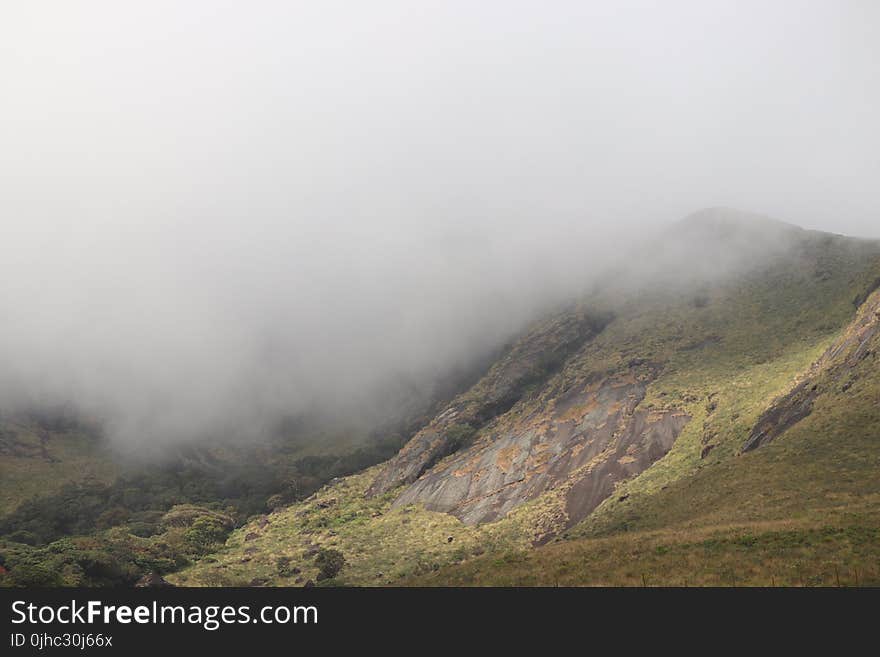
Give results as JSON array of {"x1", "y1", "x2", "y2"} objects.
[
  {"x1": 0, "y1": 505, "x2": 233, "y2": 587},
  {"x1": 443, "y1": 423, "x2": 478, "y2": 452},
  {"x1": 0, "y1": 421, "x2": 416, "y2": 586}
]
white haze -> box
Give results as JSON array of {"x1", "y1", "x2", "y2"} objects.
[{"x1": 0, "y1": 1, "x2": 878, "y2": 447}]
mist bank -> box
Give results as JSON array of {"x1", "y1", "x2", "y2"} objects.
[
  {"x1": 0, "y1": 206, "x2": 630, "y2": 450},
  {"x1": 0, "y1": 205, "x2": 859, "y2": 453}
]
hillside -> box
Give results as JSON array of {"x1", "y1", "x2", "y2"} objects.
[
  {"x1": 0, "y1": 412, "x2": 117, "y2": 517},
  {"x1": 0, "y1": 371, "x2": 477, "y2": 584},
  {"x1": 172, "y1": 210, "x2": 880, "y2": 586}
]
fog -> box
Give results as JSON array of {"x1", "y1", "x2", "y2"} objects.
[{"x1": 1, "y1": 2, "x2": 878, "y2": 448}]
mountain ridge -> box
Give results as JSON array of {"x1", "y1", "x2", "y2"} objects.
[{"x1": 164, "y1": 209, "x2": 880, "y2": 586}]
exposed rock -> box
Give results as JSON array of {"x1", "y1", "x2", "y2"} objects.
[
  {"x1": 392, "y1": 366, "x2": 690, "y2": 533},
  {"x1": 742, "y1": 379, "x2": 818, "y2": 452},
  {"x1": 367, "y1": 307, "x2": 612, "y2": 497},
  {"x1": 743, "y1": 287, "x2": 880, "y2": 452}
]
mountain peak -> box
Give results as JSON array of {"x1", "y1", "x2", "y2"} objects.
[{"x1": 677, "y1": 207, "x2": 802, "y2": 235}]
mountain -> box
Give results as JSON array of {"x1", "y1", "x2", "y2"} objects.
[{"x1": 168, "y1": 209, "x2": 880, "y2": 586}]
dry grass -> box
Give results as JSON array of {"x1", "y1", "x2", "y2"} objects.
[{"x1": 404, "y1": 514, "x2": 880, "y2": 587}]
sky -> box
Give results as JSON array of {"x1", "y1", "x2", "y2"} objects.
[{"x1": 0, "y1": 1, "x2": 878, "y2": 447}]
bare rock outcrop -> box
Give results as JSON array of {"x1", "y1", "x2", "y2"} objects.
[
  {"x1": 366, "y1": 307, "x2": 612, "y2": 497},
  {"x1": 392, "y1": 365, "x2": 690, "y2": 532}
]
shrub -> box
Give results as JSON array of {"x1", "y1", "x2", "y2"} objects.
[
  {"x1": 126, "y1": 522, "x2": 160, "y2": 538},
  {"x1": 314, "y1": 548, "x2": 345, "y2": 581},
  {"x1": 444, "y1": 424, "x2": 477, "y2": 452},
  {"x1": 8, "y1": 560, "x2": 61, "y2": 587},
  {"x1": 183, "y1": 516, "x2": 231, "y2": 554}
]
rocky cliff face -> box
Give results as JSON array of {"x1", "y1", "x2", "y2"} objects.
[
  {"x1": 393, "y1": 364, "x2": 689, "y2": 535},
  {"x1": 366, "y1": 307, "x2": 612, "y2": 497}
]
